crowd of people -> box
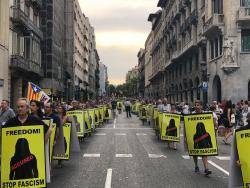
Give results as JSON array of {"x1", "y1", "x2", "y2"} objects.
[{"x1": 0, "y1": 97, "x2": 249, "y2": 186}]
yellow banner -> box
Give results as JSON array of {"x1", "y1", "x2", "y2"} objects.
[
  {"x1": 94, "y1": 108, "x2": 99, "y2": 126},
  {"x1": 66, "y1": 110, "x2": 84, "y2": 137},
  {"x1": 98, "y1": 107, "x2": 104, "y2": 123},
  {"x1": 117, "y1": 102, "x2": 123, "y2": 110},
  {"x1": 236, "y1": 129, "x2": 250, "y2": 187},
  {"x1": 161, "y1": 113, "x2": 181, "y2": 142},
  {"x1": 83, "y1": 111, "x2": 91, "y2": 133},
  {"x1": 88, "y1": 109, "x2": 95, "y2": 126},
  {"x1": 53, "y1": 123, "x2": 71, "y2": 160},
  {"x1": 139, "y1": 106, "x2": 147, "y2": 120},
  {"x1": 184, "y1": 113, "x2": 218, "y2": 156},
  {"x1": 1, "y1": 126, "x2": 46, "y2": 188},
  {"x1": 104, "y1": 107, "x2": 112, "y2": 120}
]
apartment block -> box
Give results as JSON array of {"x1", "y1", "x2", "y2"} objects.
[{"x1": 144, "y1": 0, "x2": 250, "y2": 103}]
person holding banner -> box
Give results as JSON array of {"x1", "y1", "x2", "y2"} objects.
[
  {"x1": 3, "y1": 98, "x2": 51, "y2": 141},
  {"x1": 190, "y1": 100, "x2": 212, "y2": 176}
]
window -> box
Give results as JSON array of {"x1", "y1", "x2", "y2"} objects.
[
  {"x1": 189, "y1": 59, "x2": 192, "y2": 72},
  {"x1": 210, "y1": 40, "x2": 214, "y2": 59},
  {"x1": 215, "y1": 37, "x2": 219, "y2": 57},
  {"x1": 242, "y1": 30, "x2": 250, "y2": 52},
  {"x1": 219, "y1": 35, "x2": 223, "y2": 55},
  {"x1": 241, "y1": 0, "x2": 250, "y2": 6},
  {"x1": 212, "y1": 0, "x2": 223, "y2": 14}
]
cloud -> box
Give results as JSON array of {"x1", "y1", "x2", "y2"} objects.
[{"x1": 78, "y1": 0, "x2": 158, "y2": 84}]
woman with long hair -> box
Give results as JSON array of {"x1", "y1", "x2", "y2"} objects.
[
  {"x1": 30, "y1": 100, "x2": 44, "y2": 120},
  {"x1": 10, "y1": 138, "x2": 38, "y2": 180}
]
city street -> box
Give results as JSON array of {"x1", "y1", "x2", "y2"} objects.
[{"x1": 49, "y1": 112, "x2": 230, "y2": 188}]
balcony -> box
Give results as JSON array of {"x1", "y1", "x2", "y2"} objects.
[
  {"x1": 237, "y1": 7, "x2": 250, "y2": 26},
  {"x1": 203, "y1": 14, "x2": 224, "y2": 37},
  {"x1": 10, "y1": 6, "x2": 43, "y2": 39},
  {"x1": 10, "y1": 55, "x2": 43, "y2": 77},
  {"x1": 190, "y1": 10, "x2": 198, "y2": 24}
]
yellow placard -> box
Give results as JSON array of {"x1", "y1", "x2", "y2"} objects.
[
  {"x1": 94, "y1": 108, "x2": 99, "y2": 126},
  {"x1": 139, "y1": 106, "x2": 147, "y2": 120},
  {"x1": 66, "y1": 110, "x2": 84, "y2": 137},
  {"x1": 104, "y1": 108, "x2": 112, "y2": 120},
  {"x1": 88, "y1": 109, "x2": 95, "y2": 125},
  {"x1": 1, "y1": 126, "x2": 46, "y2": 188},
  {"x1": 83, "y1": 111, "x2": 91, "y2": 133},
  {"x1": 49, "y1": 124, "x2": 56, "y2": 162},
  {"x1": 236, "y1": 129, "x2": 250, "y2": 187},
  {"x1": 161, "y1": 113, "x2": 181, "y2": 142},
  {"x1": 184, "y1": 113, "x2": 218, "y2": 156},
  {"x1": 53, "y1": 123, "x2": 71, "y2": 160},
  {"x1": 98, "y1": 107, "x2": 104, "y2": 123},
  {"x1": 117, "y1": 102, "x2": 123, "y2": 110}
]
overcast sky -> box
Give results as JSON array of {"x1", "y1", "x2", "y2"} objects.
[{"x1": 79, "y1": 0, "x2": 158, "y2": 85}]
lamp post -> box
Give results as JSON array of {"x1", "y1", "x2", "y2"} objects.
[{"x1": 201, "y1": 61, "x2": 208, "y2": 106}]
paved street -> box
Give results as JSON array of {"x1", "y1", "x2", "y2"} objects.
[{"x1": 48, "y1": 112, "x2": 230, "y2": 188}]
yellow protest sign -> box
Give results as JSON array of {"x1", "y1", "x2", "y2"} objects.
[
  {"x1": 184, "y1": 113, "x2": 218, "y2": 156},
  {"x1": 53, "y1": 123, "x2": 71, "y2": 160},
  {"x1": 157, "y1": 112, "x2": 163, "y2": 131},
  {"x1": 83, "y1": 111, "x2": 91, "y2": 133},
  {"x1": 1, "y1": 126, "x2": 46, "y2": 188},
  {"x1": 139, "y1": 105, "x2": 147, "y2": 120},
  {"x1": 161, "y1": 113, "x2": 181, "y2": 142},
  {"x1": 236, "y1": 129, "x2": 250, "y2": 187},
  {"x1": 94, "y1": 108, "x2": 99, "y2": 127},
  {"x1": 98, "y1": 107, "x2": 104, "y2": 123},
  {"x1": 88, "y1": 109, "x2": 95, "y2": 126},
  {"x1": 66, "y1": 110, "x2": 84, "y2": 137},
  {"x1": 117, "y1": 101, "x2": 123, "y2": 110},
  {"x1": 104, "y1": 108, "x2": 112, "y2": 120}
]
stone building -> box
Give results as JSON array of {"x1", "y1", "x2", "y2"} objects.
[
  {"x1": 99, "y1": 62, "x2": 108, "y2": 97},
  {"x1": 40, "y1": 0, "x2": 65, "y2": 100},
  {"x1": 144, "y1": 32, "x2": 153, "y2": 99},
  {"x1": 9, "y1": 0, "x2": 43, "y2": 105},
  {"x1": 0, "y1": 0, "x2": 10, "y2": 102},
  {"x1": 137, "y1": 48, "x2": 145, "y2": 98},
  {"x1": 125, "y1": 66, "x2": 139, "y2": 97},
  {"x1": 145, "y1": 0, "x2": 250, "y2": 103}
]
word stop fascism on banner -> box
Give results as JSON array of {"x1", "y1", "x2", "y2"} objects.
[{"x1": 1, "y1": 125, "x2": 46, "y2": 188}]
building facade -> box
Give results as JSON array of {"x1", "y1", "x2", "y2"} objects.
[
  {"x1": 99, "y1": 62, "x2": 108, "y2": 97},
  {"x1": 137, "y1": 48, "x2": 145, "y2": 98},
  {"x1": 144, "y1": 32, "x2": 153, "y2": 98},
  {"x1": 40, "y1": 0, "x2": 65, "y2": 100},
  {"x1": 144, "y1": 0, "x2": 250, "y2": 103},
  {"x1": 0, "y1": 0, "x2": 10, "y2": 102},
  {"x1": 9, "y1": 0, "x2": 43, "y2": 106},
  {"x1": 125, "y1": 66, "x2": 139, "y2": 97}
]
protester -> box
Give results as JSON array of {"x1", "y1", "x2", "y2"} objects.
[
  {"x1": 124, "y1": 99, "x2": 132, "y2": 118},
  {"x1": 30, "y1": 100, "x2": 44, "y2": 120},
  {"x1": 191, "y1": 100, "x2": 212, "y2": 176},
  {"x1": 3, "y1": 98, "x2": 51, "y2": 141},
  {"x1": 222, "y1": 100, "x2": 233, "y2": 144},
  {"x1": 0, "y1": 100, "x2": 15, "y2": 126}
]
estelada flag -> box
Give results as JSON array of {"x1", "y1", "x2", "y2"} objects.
[{"x1": 27, "y1": 82, "x2": 50, "y2": 103}]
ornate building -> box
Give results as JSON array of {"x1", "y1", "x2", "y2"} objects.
[{"x1": 144, "y1": 0, "x2": 250, "y2": 103}]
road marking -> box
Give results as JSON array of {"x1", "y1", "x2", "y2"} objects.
[
  {"x1": 148, "y1": 154, "x2": 167, "y2": 158},
  {"x1": 104, "y1": 168, "x2": 112, "y2": 188},
  {"x1": 95, "y1": 133, "x2": 107, "y2": 136},
  {"x1": 208, "y1": 160, "x2": 229, "y2": 176},
  {"x1": 182, "y1": 155, "x2": 202, "y2": 160},
  {"x1": 116, "y1": 154, "x2": 133, "y2": 158},
  {"x1": 136, "y1": 133, "x2": 147, "y2": 136},
  {"x1": 113, "y1": 118, "x2": 116, "y2": 129},
  {"x1": 215, "y1": 156, "x2": 230, "y2": 160},
  {"x1": 115, "y1": 133, "x2": 126, "y2": 136},
  {"x1": 83, "y1": 153, "x2": 100, "y2": 158},
  {"x1": 97, "y1": 128, "x2": 152, "y2": 130}
]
